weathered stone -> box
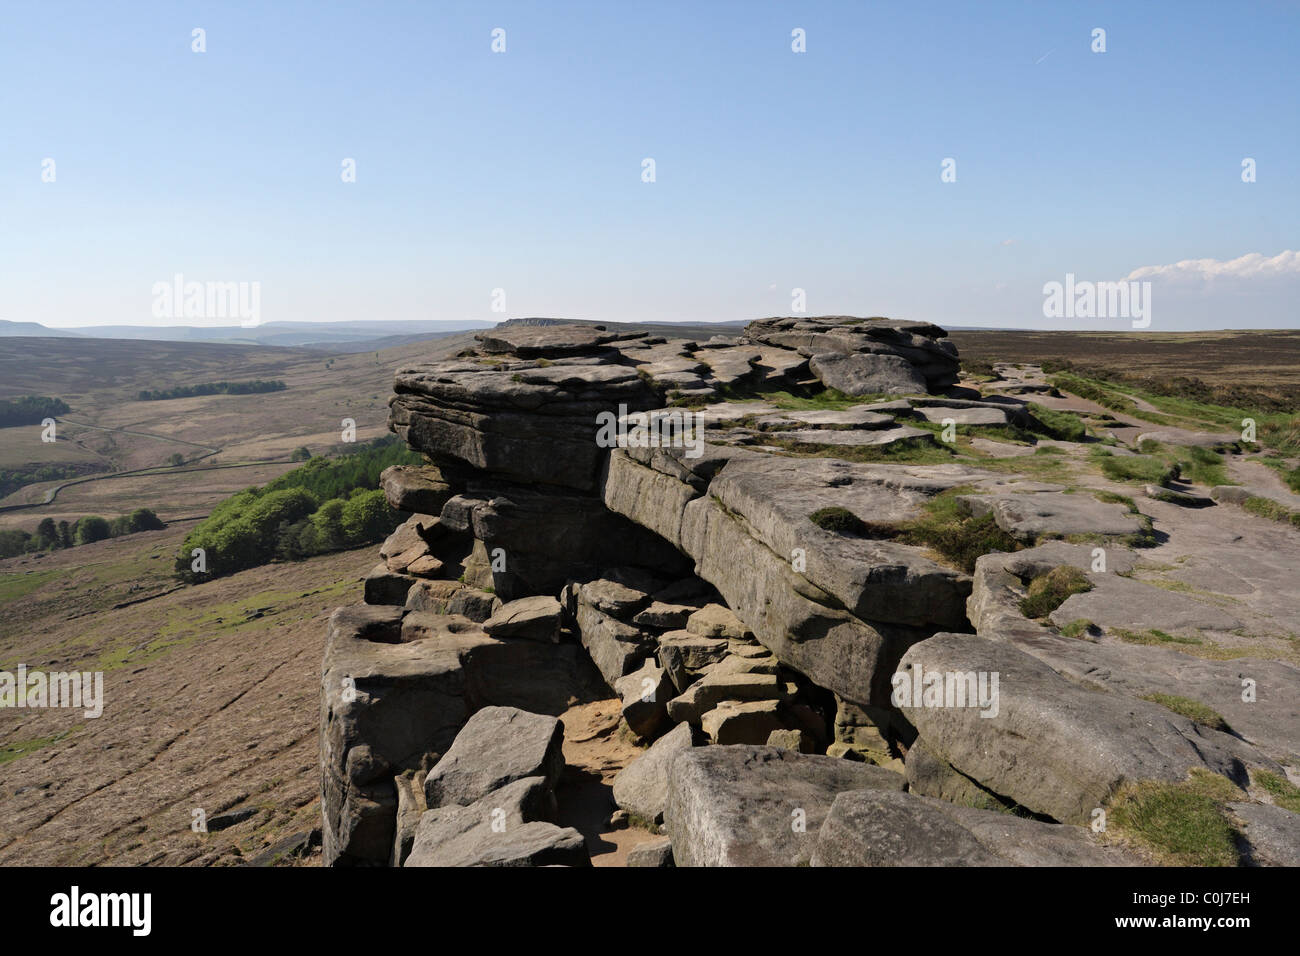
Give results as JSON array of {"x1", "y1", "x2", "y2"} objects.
[
  {"x1": 614, "y1": 659, "x2": 673, "y2": 739},
  {"x1": 1047, "y1": 574, "x2": 1241, "y2": 633},
  {"x1": 656, "y1": 631, "x2": 730, "y2": 693},
  {"x1": 580, "y1": 578, "x2": 651, "y2": 617},
  {"x1": 632, "y1": 601, "x2": 695, "y2": 630},
  {"x1": 446, "y1": 587, "x2": 498, "y2": 622},
  {"x1": 321, "y1": 605, "x2": 481, "y2": 866},
  {"x1": 612, "y1": 722, "x2": 698, "y2": 824},
  {"x1": 404, "y1": 578, "x2": 464, "y2": 616},
  {"x1": 1228, "y1": 803, "x2": 1300, "y2": 867},
  {"x1": 664, "y1": 745, "x2": 906, "y2": 866},
  {"x1": 686, "y1": 603, "x2": 749, "y2": 639},
  {"x1": 626, "y1": 837, "x2": 675, "y2": 867},
  {"x1": 405, "y1": 776, "x2": 589, "y2": 867},
  {"x1": 959, "y1": 492, "x2": 1144, "y2": 542},
  {"x1": 766, "y1": 729, "x2": 814, "y2": 753},
  {"x1": 483, "y1": 595, "x2": 561, "y2": 642},
  {"x1": 666, "y1": 671, "x2": 786, "y2": 725},
  {"x1": 363, "y1": 562, "x2": 417, "y2": 606},
  {"x1": 380, "y1": 465, "x2": 454, "y2": 515},
  {"x1": 701, "y1": 700, "x2": 786, "y2": 745},
  {"x1": 575, "y1": 600, "x2": 656, "y2": 689},
  {"x1": 810, "y1": 789, "x2": 1141, "y2": 867},
  {"x1": 391, "y1": 771, "x2": 427, "y2": 867},
  {"x1": 897, "y1": 632, "x2": 1281, "y2": 824},
  {"x1": 423, "y1": 706, "x2": 565, "y2": 808},
  {"x1": 809, "y1": 351, "x2": 927, "y2": 396}
]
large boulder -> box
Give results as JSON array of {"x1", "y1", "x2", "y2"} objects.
[
  {"x1": 664, "y1": 745, "x2": 906, "y2": 866},
  {"x1": 810, "y1": 789, "x2": 1142, "y2": 866},
  {"x1": 404, "y1": 776, "x2": 589, "y2": 867},
  {"x1": 423, "y1": 706, "x2": 565, "y2": 808},
  {"x1": 612, "y1": 722, "x2": 699, "y2": 824},
  {"x1": 896, "y1": 633, "x2": 1282, "y2": 824}
]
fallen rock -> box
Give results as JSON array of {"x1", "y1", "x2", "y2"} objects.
[
  {"x1": 380, "y1": 465, "x2": 454, "y2": 514},
  {"x1": 626, "y1": 837, "x2": 675, "y2": 867},
  {"x1": 423, "y1": 706, "x2": 565, "y2": 808},
  {"x1": 612, "y1": 722, "x2": 699, "y2": 824},
  {"x1": 809, "y1": 351, "x2": 927, "y2": 396},
  {"x1": 614, "y1": 659, "x2": 674, "y2": 739}
]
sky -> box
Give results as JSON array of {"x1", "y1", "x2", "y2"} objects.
[{"x1": 1, "y1": 0, "x2": 1297, "y2": 331}]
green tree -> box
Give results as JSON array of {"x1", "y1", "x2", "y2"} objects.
[
  {"x1": 290, "y1": 446, "x2": 312, "y2": 462},
  {"x1": 167, "y1": 452, "x2": 185, "y2": 467},
  {"x1": 74, "y1": 516, "x2": 112, "y2": 545},
  {"x1": 341, "y1": 489, "x2": 396, "y2": 545}
]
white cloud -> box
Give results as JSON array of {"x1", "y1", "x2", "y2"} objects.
[{"x1": 1126, "y1": 250, "x2": 1300, "y2": 283}]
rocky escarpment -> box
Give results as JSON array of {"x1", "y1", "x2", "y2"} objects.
[{"x1": 321, "y1": 316, "x2": 1300, "y2": 867}]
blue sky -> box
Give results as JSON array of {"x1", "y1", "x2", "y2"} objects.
[{"x1": 2, "y1": 0, "x2": 1297, "y2": 330}]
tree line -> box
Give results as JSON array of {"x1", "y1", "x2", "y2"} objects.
[
  {"x1": 0, "y1": 396, "x2": 70, "y2": 428},
  {"x1": 136, "y1": 380, "x2": 286, "y2": 401},
  {"x1": 174, "y1": 436, "x2": 422, "y2": 581},
  {"x1": 0, "y1": 509, "x2": 166, "y2": 558}
]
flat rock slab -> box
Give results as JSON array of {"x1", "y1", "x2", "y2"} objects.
[
  {"x1": 811, "y1": 789, "x2": 1142, "y2": 867},
  {"x1": 1228, "y1": 803, "x2": 1300, "y2": 867},
  {"x1": 961, "y1": 492, "x2": 1144, "y2": 541},
  {"x1": 423, "y1": 706, "x2": 565, "y2": 807},
  {"x1": 664, "y1": 745, "x2": 906, "y2": 866},
  {"x1": 756, "y1": 408, "x2": 897, "y2": 429},
  {"x1": 1144, "y1": 484, "x2": 1213, "y2": 507},
  {"x1": 1049, "y1": 574, "x2": 1241, "y2": 633},
  {"x1": 1001, "y1": 631, "x2": 1300, "y2": 768},
  {"x1": 1137, "y1": 429, "x2": 1236, "y2": 449},
  {"x1": 970, "y1": 438, "x2": 1036, "y2": 457},
  {"x1": 483, "y1": 595, "x2": 561, "y2": 642},
  {"x1": 769, "y1": 425, "x2": 930, "y2": 446},
  {"x1": 897, "y1": 632, "x2": 1280, "y2": 824},
  {"x1": 380, "y1": 465, "x2": 453, "y2": 514},
  {"x1": 914, "y1": 405, "x2": 1009, "y2": 426}
]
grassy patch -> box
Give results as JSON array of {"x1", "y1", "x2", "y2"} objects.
[
  {"x1": 894, "y1": 493, "x2": 1021, "y2": 574},
  {"x1": 0, "y1": 568, "x2": 63, "y2": 604},
  {"x1": 1019, "y1": 565, "x2": 1093, "y2": 619},
  {"x1": 768, "y1": 434, "x2": 956, "y2": 465},
  {"x1": 0, "y1": 726, "x2": 81, "y2": 766},
  {"x1": 1141, "y1": 693, "x2": 1231, "y2": 732},
  {"x1": 1107, "y1": 770, "x2": 1245, "y2": 866},
  {"x1": 1113, "y1": 627, "x2": 1202, "y2": 646},
  {"x1": 1025, "y1": 404, "x2": 1088, "y2": 442},
  {"x1": 1241, "y1": 495, "x2": 1300, "y2": 528},
  {"x1": 1097, "y1": 453, "x2": 1179, "y2": 486},
  {"x1": 1048, "y1": 372, "x2": 1140, "y2": 415},
  {"x1": 1059, "y1": 618, "x2": 1096, "y2": 638},
  {"x1": 1253, "y1": 770, "x2": 1300, "y2": 813},
  {"x1": 809, "y1": 507, "x2": 869, "y2": 535}
]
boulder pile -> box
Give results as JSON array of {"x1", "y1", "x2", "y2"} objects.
[{"x1": 321, "y1": 316, "x2": 1300, "y2": 867}]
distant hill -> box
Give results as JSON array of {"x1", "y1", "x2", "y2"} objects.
[
  {"x1": 0, "y1": 320, "x2": 85, "y2": 338},
  {"x1": 0, "y1": 319, "x2": 495, "y2": 348}
]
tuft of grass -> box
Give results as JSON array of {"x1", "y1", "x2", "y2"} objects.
[
  {"x1": 1241, "y1": 495, "x2": 1300, "y2": 528},
  {"x1": 809, "y1": 506, "x2": 869, "y2": 536},
  {"x1": 1059, "y1": 618, "x2": 1096, "y2": 638},
  {"x1": 1026, "y1": 404, "x2": 1088, "y2": 442},
  {"x1": 1034, "y1": 445, "x2": 1066, "y2": 455},
  {"x1": 893, "y1": 493, "x2": 1021, "y2": 574},
  {"x1": 1019, "y1": 565, "x2": 1093, "y2": 619},
  {"x1": 1098, "y1": 454, "x2": 1179, "y2": 486},
  {"x1": 1253, "y1": 770, "x2": 1300, "y2": 813},
  {"x1": 1141, "y1": 693, "x2": 1231, "y2": 732},
  {"x1": 768, "y1": 434, "x2": 956, "y2": 465},
  {"x1": 1113, "y1": 627, "x2": 1202, "y2": 646},
  {"x1": 1107, "y1": 770, "x2": 1245, "y2": 866},
  {"x1": 1093, "y1": 490, "x2": 1138, "y2": 511}
]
